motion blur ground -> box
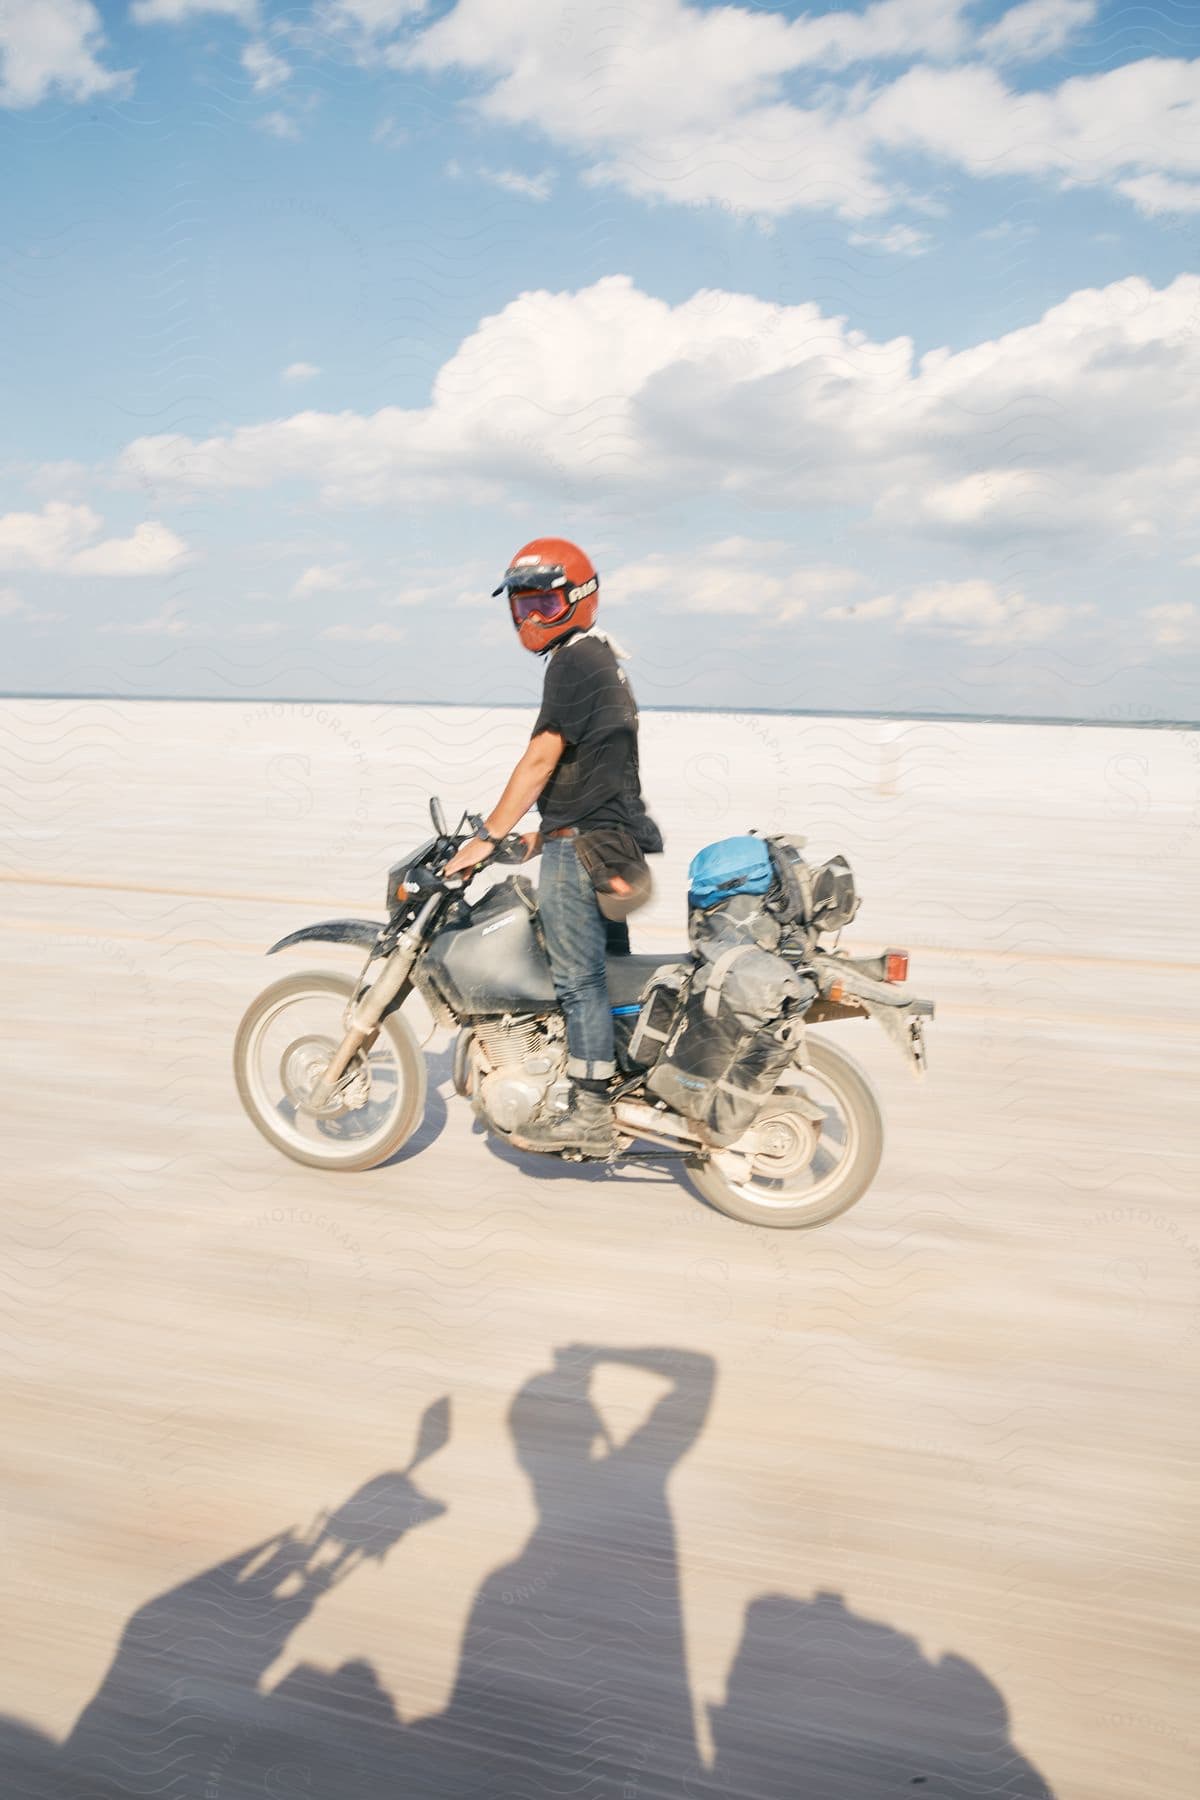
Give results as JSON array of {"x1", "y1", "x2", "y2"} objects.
[{"x1": 0, "y1": 700, "x2": 1196, "y2": 1798}]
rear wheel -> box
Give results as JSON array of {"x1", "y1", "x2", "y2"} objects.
[
  {"x1": 686, "y1": 1032, "x2": 884, "y2": 1229},
  {"x1": 234, "y1": 970, "x2": 427, "y2": 1171}
]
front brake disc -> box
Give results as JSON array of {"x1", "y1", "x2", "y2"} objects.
[{"x1": 280, "y1": 1035, "x2": 368, "y2": 1117}]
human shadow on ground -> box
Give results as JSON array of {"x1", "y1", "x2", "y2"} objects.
[
  {"x1": 403, "y1": 1344, "x2": 715, "y2": 1798},
  {"x1": 2, "y1": 1353, "x2": 1055, "y2": 1799}
]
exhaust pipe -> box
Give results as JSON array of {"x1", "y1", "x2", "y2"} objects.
[{"x1": 613, "y1": 1099, "x2": 704, "y2": 1151}]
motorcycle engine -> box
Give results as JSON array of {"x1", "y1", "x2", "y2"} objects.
[{"x1": 469, "y1": 1016, "x2": 568, "y2": 1134}]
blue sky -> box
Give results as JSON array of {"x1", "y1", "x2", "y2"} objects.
[{"x1": 2, "y1": 0, "x2": 1200, "y2": 716}]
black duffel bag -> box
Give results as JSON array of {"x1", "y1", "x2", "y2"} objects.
[{"x1": 573, "y1": 824, "x2": 653, "y2": 923}]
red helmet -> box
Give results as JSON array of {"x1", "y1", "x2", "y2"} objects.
[{"x1": 493, "y1": 537, "x2": 599, "y2": 654}]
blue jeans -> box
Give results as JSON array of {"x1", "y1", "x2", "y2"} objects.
[{"x1": 538, "y1": 837, "x2": 615, "y2": 1081}]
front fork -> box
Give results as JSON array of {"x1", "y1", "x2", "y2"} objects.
[{"x1": 308, "y1": 896, "x2": 439, "y2": 1108}]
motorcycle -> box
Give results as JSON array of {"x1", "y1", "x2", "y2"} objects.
[{"x1": 233, "y1": 798, "x2": 934, "y2": 1229}]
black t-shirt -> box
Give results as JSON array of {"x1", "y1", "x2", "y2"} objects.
[{"x1": 532, "y1": 633, "x2": 648, "y2": 834}]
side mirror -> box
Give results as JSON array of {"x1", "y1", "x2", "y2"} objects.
[
  {"x1": 407, "y1": 1396, "x2": 451, "y2": 1472},
  {"x1": 430, "y1": 796, "x2": 448, "y2": 836}
]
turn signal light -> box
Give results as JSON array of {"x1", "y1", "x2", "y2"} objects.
[
  {"x1": 827, "y1": 979, "x2": 846, "y2": 1004},
  {"x1": 884, "y1": 950, "x2": 909, "y2": 983}
]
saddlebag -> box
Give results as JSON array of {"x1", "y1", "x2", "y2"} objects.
[
  {"x1": 646, "y1": 944, "x2": 815, "y2": 1146},
  {"x1": 626, "y1": 962, "x2": 690, "y2": 1068}
]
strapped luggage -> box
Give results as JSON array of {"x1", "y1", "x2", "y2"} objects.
[
  {"x1": 687, "y1": 836, "x2": 774, "y2": 908},
  {"x1": 690, "y1": 890, "x2": 782, "y2": 957},
  {"x1": 645, "y1": 941, "x2": 815, "y2": 1147},
  {"x1": 688, "y1": 832, "x2": 859, "y2": 936},
  {"x1": 636, "y1": 832, "x2": 822, "y2": 1143},
  {"x1": 626, "y1": 962, "x2": 690, "y2": 1069},
  {"x1": 764, "y1": 835, "x2": 859, "y2": 932}
]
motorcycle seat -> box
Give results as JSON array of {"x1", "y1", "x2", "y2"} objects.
[{"x1": 606, "y1": 952, "x2": 690, "y2": 1009}]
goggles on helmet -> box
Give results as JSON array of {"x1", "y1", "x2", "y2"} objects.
[
  {"x1": 509, "y1": 586, "x2": 573, "y2": 626},
  {"x1": 493, "y1": 561, "x2": 573, "y2": 627}
]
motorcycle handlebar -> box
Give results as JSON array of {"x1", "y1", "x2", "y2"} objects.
[{"x1": 410, "y1": 829, "x2": 527, "y2": 894}]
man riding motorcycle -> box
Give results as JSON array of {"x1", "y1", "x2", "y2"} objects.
[{"x1": 444, "y1": 538, "x2": 660, "y2": 1157}]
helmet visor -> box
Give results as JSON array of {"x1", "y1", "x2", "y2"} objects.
[{"x1": 493, "y1": 561, "x2": 566, "y2": 596}]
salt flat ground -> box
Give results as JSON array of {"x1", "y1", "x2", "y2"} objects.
[{"x1": 0, "y1": 698, "x2": 1197, "y2": 1800}]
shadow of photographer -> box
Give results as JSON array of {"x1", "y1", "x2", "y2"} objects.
[{"x1": 2, "y1": 1357, "x2": 1055, "y2": 1800}]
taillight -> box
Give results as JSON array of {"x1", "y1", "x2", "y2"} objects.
[{"x1": 884, "y1": 949, "x2": 909, "y2": 983}]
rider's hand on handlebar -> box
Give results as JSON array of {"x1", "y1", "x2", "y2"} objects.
[{"x1": 443, "y1": 835, "x2": 495, "y2": 879}]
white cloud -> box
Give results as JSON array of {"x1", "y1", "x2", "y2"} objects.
[
  {"x1": 381, "y1": 563, "x2": 496, "y2": 608},
  {"x1": 976, "y1": 218, "x2": 1038, "y2": 242},
  {"x1": 786, "y1": 0, "x2": 974, "y2": 67},
  {"x1": 866, "y1": 58, "x2": 1200, "y2": 192},
  {"x1": 320, "y1": 0, "x2": 424, "y2": 33},
  {"x1": 0, "y1": 501, "x2": 99, "y2": 570},
  {"x1": 372, "y1": 113, "x2": 408, "y2": 148},
  {"x1": 848, "y1": 222, "x2": 931, "y2": 255},
  {"x1": 282, "y1": 360, "x2": 321, "y2": 382},
  {"x1": 978, "y1": 0, "x2": 1096, "y2": 65},
  {"x1": 130, "y1": 0, "x2": 255, "y2": 22},
  {"x1": 100, "y1": 601, "x2": 192, "y2": 636},
  {"x1": 0, "y1": 0, "x2": 131, "y2": 108},
  {"x1": 291, "y1": 562, "x2": 357, "y2": 598},
  {"x1": 117, "y1": 271, "x2": 1200, "y2": 570},
  {"x1": 1146, "y1": 602, "x2": 1197, "y2": 647},
  {"x1": 404, "y1": 0, "x2": 1200, "y2": 222},
  {"x1": 290, "y1": 559, "x2": 413, "y2": 603},
  {"x1": 901, "y1": 470, "x2": 1044, "y2": 531},
  {"x1": 610, "y1": 539, "x2": 862, "y2": 620},
  {"x1": 242, "y1": 41, "x2": 291, "y2": 93},
  {"x1": 405, "y1": 0, "x2": 895, "y2": 219},
  {"x1": 822, "y1": 593, "x2": 898, "y2": 623},
  {"x1": 1118, "y1": 173, "x2": 1200, "y2": 216},
  {"x1": 72, "y1": 520, "x2": 190, "y2": 575},
  {"x1": 0, "y1": 588, "x2": 64, "y2": 623},
  {"x1": 478, "y1": 166, "x2": 554, "y2": 202},
  {"x1": 898, "y1": 579, "x2": 1072, "y2": 645},
  {"x1": 259, "y1": 110, "x2": 301, "y2": 140},
  {"x1": 0, "y1": 502, "x2": 188, "y2": 575},
  {"x1": 321, "y1": 620, "x2": 406, "y2": 641}
]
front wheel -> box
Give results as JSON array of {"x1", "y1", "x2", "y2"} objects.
[
  {"x1": 234, "y1": 970, "x2": 427, "y2": 1171},
  {"x1": 686, "y1": 1032, "x2": 884, "y2": 1229}
]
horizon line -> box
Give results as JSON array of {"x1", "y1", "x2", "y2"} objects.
[{"x1": 0, "y1": 691, "x2": 1195, "y2": 731}]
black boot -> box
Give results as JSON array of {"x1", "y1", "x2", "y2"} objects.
[{"x1": 511, "y1": 1085, "x2": 616, "y2": 1158}]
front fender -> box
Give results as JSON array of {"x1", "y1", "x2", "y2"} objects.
[{"x1": 266, "y1": 918, "x2": 386, "y2": 955}]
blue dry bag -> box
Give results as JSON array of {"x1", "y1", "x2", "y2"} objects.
[{"x1": 687, "y1": 835, "x2": 774, "y2": 910}]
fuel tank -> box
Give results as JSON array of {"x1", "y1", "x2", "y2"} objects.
[{"x1": 420, "y1": 877, "x2": 558, "y2": 1017}]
